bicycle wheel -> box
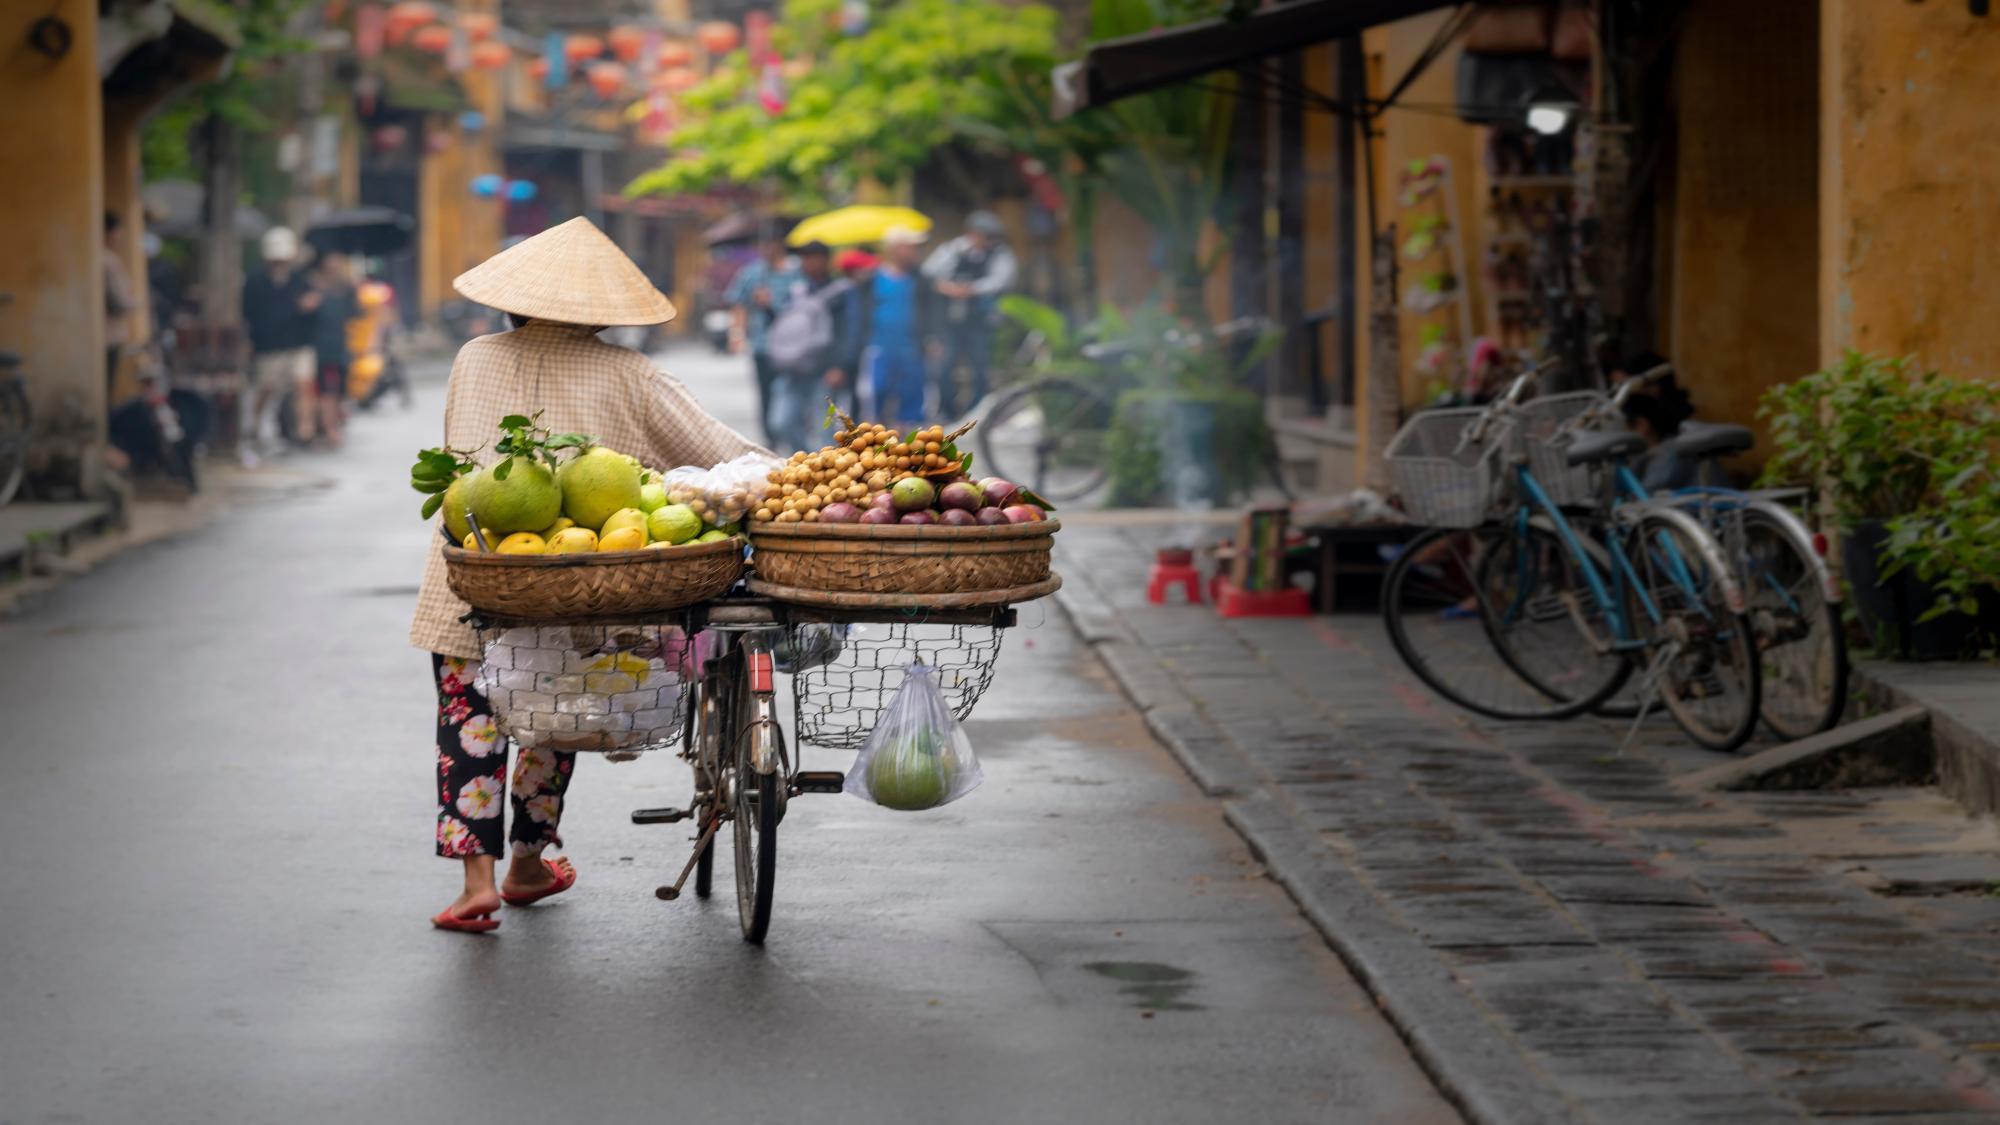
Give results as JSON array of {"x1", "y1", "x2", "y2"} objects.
[
  {"x1": 0, "y1": 384, "x2": 29, "y2": 508},
  {"x1": 1383, "y1": 524, "x2": 1627, "y2": 721},
  {"x1": 975, "y1": 377, "x2": 1109, "y2": 503},
  {"x1": 732, "y1": 765, "x2": 778, "y2": 944},
  {"x1": 1740, "y1": 508, "x2": 1847, "y2": 740},
  {"x1": 1630, "y1": 511, "x2": 1762, "y2": 752},
  {"x1": 1477, "y1": 518, "x2": 1635, "y2": 714}
]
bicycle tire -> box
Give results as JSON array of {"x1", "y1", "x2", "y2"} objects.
[
  {"x1": 1382, "y1": 524, "x2": 1626, "y2": 721},
  {"x1": 975, "y1": 377, "x2": 1109, "y2": 504},
  {"x1": 1740, "y1": 507, "x2": 1847, "y2": 740},
  {"x1": 1476, "y1": 518, "x2": 1635, "y2": 716},
  {"x1": 1631, "y1": 510, "x2": 1762, "y2": 752},
  {"x1": 733, "y1": 768, "x2": 777, "y2": 944},
  {"x1": 0, "y1": 384, "x2": 30, "y2": 508}
]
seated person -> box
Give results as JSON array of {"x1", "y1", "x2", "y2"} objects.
[{"x1": 1621, "y1": 392, "x2": 1700, "y2": 492}]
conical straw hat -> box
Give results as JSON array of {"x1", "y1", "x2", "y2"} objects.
[{"x1": 452, "y1": 217, "x2": 676, "y2": 327}]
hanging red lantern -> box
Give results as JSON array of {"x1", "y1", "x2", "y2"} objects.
[
  {"x1": 469, "y1": 40, "x2": 510, "y2": 70},
  {"x1": 656, "y1": 65, "x2": 699, "y2": 93},
  {"x1": 655, "y1": 40, "x2": 692, "y2": 69},
  {"x1": 607, "y1": 26, "x2": 644, "y2": 63},
  {"x1": 563, "y1": 33, "x2": 604, "y2": 62},
  {"x1": 586, "y1": 61, "x2": 627, "y2": 99},
  {"x1": 527, "y1": 57, "x2": 550, "y2": 82},
  {"x1": 696, "y1": 20, "x2": 740, "y2": 55},
  {"x1": 411, "y1": 24, "x2": 453, "y2": 54},
  {"x1": 385, "y1": 1, "x2": 436, "y2": 30},
  {"x1": 458, "y1": 11, "x2": 497, "y2": 41}
]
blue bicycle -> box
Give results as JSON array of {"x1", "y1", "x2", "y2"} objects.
[{"x1": 1382, "y1": 366, "x2": 1764, "y2": 751}]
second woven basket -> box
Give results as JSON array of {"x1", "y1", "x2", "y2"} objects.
[{"x1": 747, "y1": 519, "x2": 1058, "y2": 597}]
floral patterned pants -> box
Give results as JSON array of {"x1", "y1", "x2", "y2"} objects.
[{"x1": 433, "y1": 654, "x2": 576, "y2": 859}]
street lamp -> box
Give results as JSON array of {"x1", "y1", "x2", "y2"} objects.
[{"x1": 1525, "y1": 85, "x2": 1576, "y2": 136}]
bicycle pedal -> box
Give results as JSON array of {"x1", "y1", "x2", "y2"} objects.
[
  {"x1": 631, "y1": 806, "x2": 689, "y2": 825},
  {"x1": 793, "y1": 770, "x2": 846, "y2": 794}
]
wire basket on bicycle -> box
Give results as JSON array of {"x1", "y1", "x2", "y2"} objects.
[
  {"x1": 1519, "y1": 390, "x2": 1610, "y2": 507},
  {"x1": 790, "y1": 621, "x2": 1005, "y2": 749},
  {"x1": 474, "y1": 623, "x2": 694, "y2": 755},
  {"x1": 1383, "y1": 406, "x2": 1509, "y2": 527}
]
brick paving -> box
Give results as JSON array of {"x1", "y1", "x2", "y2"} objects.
[{"x1": 1056, "y1": 520, "x2": 2000, "y2": 1123}]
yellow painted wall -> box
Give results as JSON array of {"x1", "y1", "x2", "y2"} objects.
[
  {"x1": 0, "y1": 0, "x2": 105, "y2": 428},
  {"x1": 1820, "y1": 0, "x2": 2000, "y2": 377},
  {"x1": 1667, "y1": 0, "x2": 1819, "y2": 439}
]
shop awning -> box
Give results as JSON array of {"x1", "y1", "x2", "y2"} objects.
[{"x1": 1053, "y1": 0, "x2": 1459, "y2": 119}]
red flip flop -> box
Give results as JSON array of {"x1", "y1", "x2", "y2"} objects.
[
  {"x1": 500, "y1": 857, "x2": 577, "y2": 907},
  {"x1": 431, "y1": 907, "x2": 500, "y2": 933}
]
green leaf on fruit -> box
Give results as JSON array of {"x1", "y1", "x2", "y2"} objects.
[
  {"x1": 420, "y1": 493, "x2": 444, "y2": 520},
  {"x1": 1016, "y1": 486, "x2": 1056, "y2": 511},
  {"x1": 499, "y1": 414, "x2": 532, "y2": 429},
  {"x1": 492, "y1": 459, "x2": 512, "y2": 481}
]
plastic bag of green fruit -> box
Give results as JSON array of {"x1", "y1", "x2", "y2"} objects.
[{"x1": 844, "y1": 663, "x2": 983, "y2": 811}]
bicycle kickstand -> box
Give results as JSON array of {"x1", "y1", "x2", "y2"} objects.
[
  {"x1": 1619, "y1": 640, "x2": 1682, "y2": 755},
  {"x1": 656, "y1": 813, "x2": 723, "y2": 902}
]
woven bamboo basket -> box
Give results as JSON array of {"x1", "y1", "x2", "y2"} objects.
[
  {"x1": 747, "y1": 519, "x2": 1059, "y2": 602},
  {"x1": 443, "y1": 537, "x2": 743, "y2": 618}
]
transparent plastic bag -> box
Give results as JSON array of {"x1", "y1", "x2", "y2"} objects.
[
  {"x1": 661, "y1": 452, "x2": 780, "y2": 528},
  {"x1": 844, "y1": 663, "x2": 983, "y2": 811}
]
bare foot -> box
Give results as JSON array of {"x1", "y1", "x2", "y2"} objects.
[{"x1": 501, "y1": 855, "x2": 574, "y2": 901}]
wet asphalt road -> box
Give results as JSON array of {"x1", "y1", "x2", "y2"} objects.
[{"x1": 0, "y1": 344, "x2": 1455, "y2": 1124}]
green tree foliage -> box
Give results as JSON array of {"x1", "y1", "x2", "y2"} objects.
[
  {"x1": 141, "y1": 0, "x2": 312, "y2": 181},
  {"x1": 627, "y1": 0, "x2": 1060, "y2": 208}
]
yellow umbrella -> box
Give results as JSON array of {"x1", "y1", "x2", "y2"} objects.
[{"x1": 786, "y1": 205, "x2": 932, "y2": 248}]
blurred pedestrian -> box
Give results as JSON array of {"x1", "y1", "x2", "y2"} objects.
[
  {"x1": 861, "y1": 226, "x2": 934, "y2": 429},
  {"x1": 102, "y1": 211, "x2": 137, "y2": 399},
  {"x1": 240, "y1": 227, "x2": 316, "y2": 462},
  {"x1": 922, "y1": 210, "x2": 1015, "y2": 417},
  {"x1": 764, "y1": 240, "x2": 861, "y2": 452},
  {"x1": 306, "y1": 250, "x2": 357, "y2": 449},
  {"x1": 726, "y1": 233, "x2": 799, "y2": 445}
]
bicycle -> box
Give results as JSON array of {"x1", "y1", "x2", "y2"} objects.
[
  {"x1": 0, "y1": 294, "x2": 30, "y2": 507},
  {"x1": 1542, "y1": 369, "x2": 1846, "y2": 739},
  {"x1": 975, "y1": 316, "x2": 1292, "y2": 505},
  {"x1": 1381, "y1": 365, "x2": 1764, "y2": 752}
]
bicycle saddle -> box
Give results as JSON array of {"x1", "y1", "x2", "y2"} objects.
[
  {"x1": 1667, "y1": 421, "x2": 1754, "y2": 459},
  {"x1": 1565, "y1": 428, "x2": 1649, "y2": 466}
]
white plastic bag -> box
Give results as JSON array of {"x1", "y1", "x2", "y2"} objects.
[
  {"x1": 844, "y1": 664, "x2": 983, "y2": 811},
  {"x1": 661, "y1": 452, "x2": 780, "y2": 528}
]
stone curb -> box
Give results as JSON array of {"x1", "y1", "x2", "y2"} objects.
[
  {"x1": 1675, "y1": 704, "x2": 1932, "y2": 793},
  {"x1": 1226, "y1": 793, "x2": 1586, "y2": 1125},
  {"x1": 1047, "y1": 562, "x2": 1583, "y2": 1125}
]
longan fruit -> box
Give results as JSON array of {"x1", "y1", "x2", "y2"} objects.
[
  {"x1": 802, "y1": 508, "x2": 819, "y2": 522},
  {"x1": 753, "y1": 508, "x2": 774, "y2": 521},
  {"x1": 777, "y1": 509, "x2": 801, "y2": 523}
]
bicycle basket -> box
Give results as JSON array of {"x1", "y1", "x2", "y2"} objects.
[
  {"x1": 790, "y1": 621, "x2": 1004, "y2": 749},
  {"x1": 1384, "y1": 406, "x2": 1502, "y2": 528},
  {"x1": 1521, "y1": 391, "x2": 1610, "y2": 507},
  {"x1": 474, "y1": 624, "x2": 693, "y2": 756}
]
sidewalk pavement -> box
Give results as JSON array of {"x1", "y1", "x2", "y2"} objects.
[{"x1": 1054, "y1": 515, "x2": 2000, "y2": 1124}]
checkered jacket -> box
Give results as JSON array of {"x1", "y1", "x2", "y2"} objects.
[{"x1": 410, "y1": 322, "x2": 765, "y2": 657}]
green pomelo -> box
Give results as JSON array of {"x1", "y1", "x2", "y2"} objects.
[
  {"x1": 465, "y1": 457, "x2": 560, "y2": 533},
  {"x1": 696, "y1": 528, "x2": 731, "y2": 543},
  {"x1": 646, "y1": 504, "x2": 703, "y2": 545},
  {"x1": 441, "y1": 470, "x2": 481, "y2": 543},
  {"x1": 637, "y1": 481, "x2": 669, "y2": 513},
  {"x1": 866, "y1": 744, "x2": 950, "y2": 811},
  {"x1": 557, "y1": 447, "x2": 644, "y2": 531}
]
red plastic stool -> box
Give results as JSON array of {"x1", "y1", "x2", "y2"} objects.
[{"x1": 1147, "y1": 547, "x2": 1204, "y2": 605}]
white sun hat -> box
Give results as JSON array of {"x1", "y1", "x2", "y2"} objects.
[{"x1": 451, "y1": 217, "x2": 677, "y2": 327}]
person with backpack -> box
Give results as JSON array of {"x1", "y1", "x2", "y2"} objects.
[{"x1": 763, "y1": 241, "x2": 861, "y2": 453}]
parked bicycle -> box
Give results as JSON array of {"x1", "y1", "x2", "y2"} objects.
[
  {"x1": 1545, "y1": 368, "x2": 1847, "y2": 739},
  {"x1": 0, "y1": 294, "x2": 32, "y2": 508},
  {"x1": 1381, "y1": 363, "x2": 1764, "y2": 752}
]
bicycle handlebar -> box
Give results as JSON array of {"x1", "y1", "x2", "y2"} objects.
[
  {"x1": 1463, "y1": 356, "x2": 1561, "y2": 448},
  {"x1": 1608, "y1": 363, "x2": 1673, "y2": 411}
]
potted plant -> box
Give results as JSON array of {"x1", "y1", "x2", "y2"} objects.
[{"x1": 1760, "y1": 351, "x2": 2000, "y2": 659}]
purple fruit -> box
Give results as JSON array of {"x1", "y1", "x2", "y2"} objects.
[
  {"x1": 867, "y1": 490, "x2": 897, "y2": 510},
  {"x1": 978, "y1": 477, "x2": 1019, "y2": 508},
  {"x1": 820, "y1": 501, "x2": 862, "y2": 524},
  {"x1": 899, "y1": 510, "x2": 936, "y2": 525},
  {"x1": 938, "y1": 508, "x2": 977, "y2": 526},
  {"x1": 1002, "y1": 504, "x2": 1041, "y2": 524},
  {"x1": 1026, "y1": 504, "x2": 1047, "y2": 520},
  {"x1": 974, "y1": 506, "x2": 1009, "y2": 526},
  {"x1": 938, "y1": 481, "x2": 984, "y2": 512},
  {"x1": 891, "y1": 477, "x2": 935, "y2": 512},
  {"x1": 858, "y1": 506, "x2": 898, "y2": 525}
]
